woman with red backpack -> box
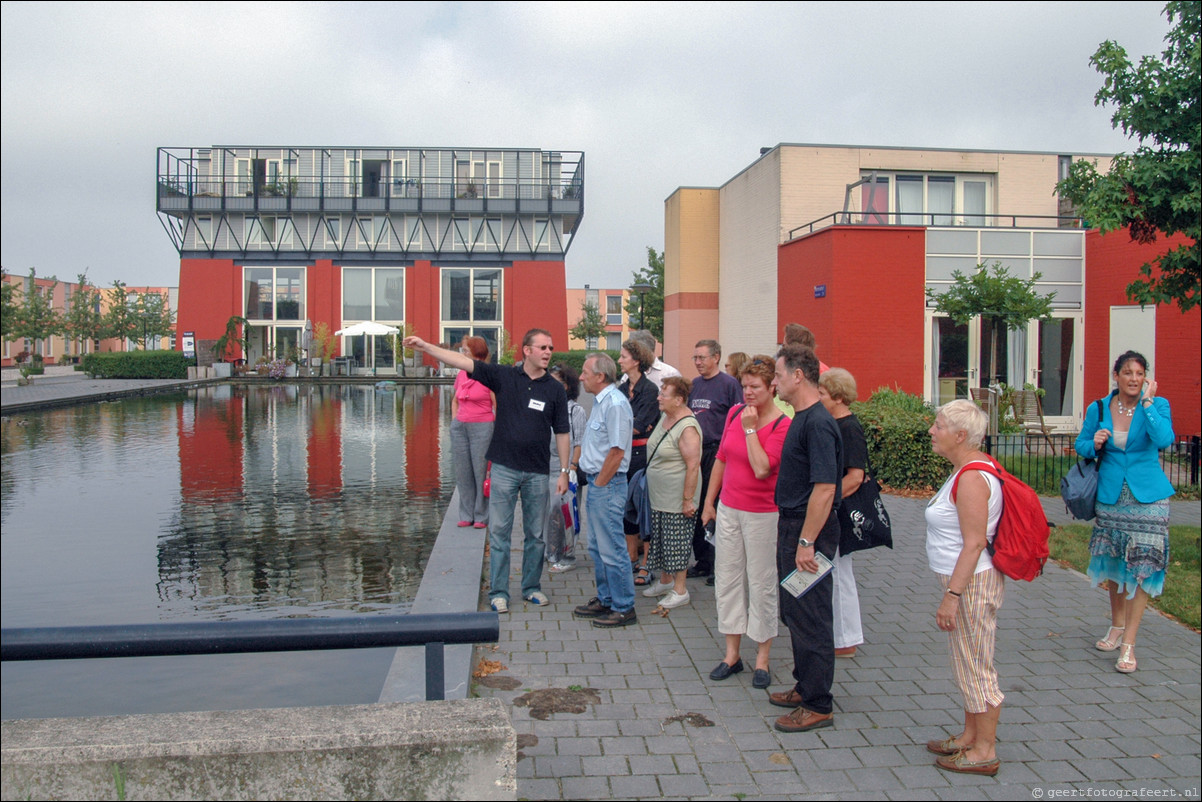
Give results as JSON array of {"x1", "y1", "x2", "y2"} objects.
[{"x1": 924, "y1": 399, "x2": 1004, "y2": 777}]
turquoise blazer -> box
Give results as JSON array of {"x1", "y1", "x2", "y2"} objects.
[{"x1": 1075, "y1": 391, "x2": 1175, "y2": 505}]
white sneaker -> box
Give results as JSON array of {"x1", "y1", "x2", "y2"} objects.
[
  {"x1": 642, "y1": 580, "x2": 674, "y2": 598},
  {"x1": 659, "y1": 590, "x2": 691, "y2": 609},
  {"x1": 490, "y1": 597, "x2": 509, "y2": 613},
  {"x1": 548, "y1": 561, "x2": 576, "y2": 574},
  {"x1": 523, "y1": 591, "x2": 549, "y2": 606}
]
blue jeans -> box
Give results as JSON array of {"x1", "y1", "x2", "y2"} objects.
[
  {"x1": 586, "y1": 473, "x2": 634, "y2": 613},
  {"x1": 488, "y1": 462, "x2": 549, "y2": 602}
]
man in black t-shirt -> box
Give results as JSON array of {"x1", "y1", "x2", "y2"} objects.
[
  {"x1": 767, "y1": 344, "x2": 843, "y2": 733},
  {"x1": 405, "y1": 330, "x2": 570, "y2": 613}
]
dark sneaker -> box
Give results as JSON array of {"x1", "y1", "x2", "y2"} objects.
[
  {"x1": 573, "y1": 597, "x2": 612, "y2": 619},
  {"x1": 592, "y1": 608, "x2": 638, "y2": 628},
  {"x1": 685, "y1": 565, "x2": 712, "y2": 579}
]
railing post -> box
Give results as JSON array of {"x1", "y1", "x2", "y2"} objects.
[
  {"x1": 425, "y1": 641, "x2": 445, "y2": 701},
  {"x1": 1191, "y1": 436, "x2": 1200, "y2": 487}
]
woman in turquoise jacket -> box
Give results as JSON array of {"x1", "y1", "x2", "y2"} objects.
[{"x1": 1075, "y1": 351, "x2": 1175, "y2": 675}]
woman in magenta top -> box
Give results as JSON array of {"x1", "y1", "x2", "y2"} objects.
[
  {"x1": 700, "y1": 356, "x2": 790, "y2": 689},
  {"x1": 450, "y1": 336, "x2": 496, "y2": 528}
]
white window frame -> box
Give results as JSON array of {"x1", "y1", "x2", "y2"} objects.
[
  {"x1": 863, "y1": 171, "x2": 995, "y2": 226},
  {"x1": 325, "y1": 216, "x2": 342, "y2": 249}
]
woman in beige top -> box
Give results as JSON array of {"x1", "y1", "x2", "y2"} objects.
[{"x1": 641, "y1": 376, "x2": 703, "y2": 609}]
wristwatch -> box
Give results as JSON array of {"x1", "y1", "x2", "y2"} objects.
[
  {"x1": 798, "y1": 537, "x2": 814, "y2": 549},
  {"x1": 744, "y1": 427, "x2": 755, "y2": 435}
]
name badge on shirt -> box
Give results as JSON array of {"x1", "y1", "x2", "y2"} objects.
[{"x1": 528, "y1": 398, "x2": 546, "y2": 412}]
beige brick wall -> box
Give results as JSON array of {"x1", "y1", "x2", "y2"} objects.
[
  {"x1": 665, "y1": 188, "x2": 720, "y2": 296},
  {"x1": 719, "y1": 152, "x2": 782, "y2": 356}
]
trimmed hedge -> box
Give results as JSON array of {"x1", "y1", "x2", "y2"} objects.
[
  {"x1": 549, "y1": 350, "x2": 621, "y2": 375},
  {"x1": 852, "y1": 388, "x2": 950, "y2": 491},
  {"x1": 80, "y1": 350, "x2": 191, "y2": 379}
]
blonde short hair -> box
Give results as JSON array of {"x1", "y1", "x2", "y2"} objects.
[
  {"x1": 819, "y1": 368, "x2": 857, "y2": 404},
  {"x1": 937, "y1": 399, "x2": 988, "y2": 449}
]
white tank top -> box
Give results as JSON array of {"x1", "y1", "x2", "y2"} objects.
[{"x1": 925, "y1": 461, "x2": 1003, "y2": 576}]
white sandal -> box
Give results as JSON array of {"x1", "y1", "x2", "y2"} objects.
[
  {"x1": 1095, "y1": 625, "x2": 1125, "y2": 652},
  {"x1": 1116, "y1": 643, "x2": 1137, "y2": 674}
]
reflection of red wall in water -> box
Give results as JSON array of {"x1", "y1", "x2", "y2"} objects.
[
  {"x1": 179, "y1": 395, "x2": 244, "y2": 501},
  {"x1": 406, "y1": 391, "x2": 442, "y2": 495},
  {"x1": 308, "y1": 393, "x2": 343, "y2": 499}
]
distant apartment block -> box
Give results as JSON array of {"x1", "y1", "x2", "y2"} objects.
[{"x1": 566, "y1": 285, "x2": 629, "y2": 351}]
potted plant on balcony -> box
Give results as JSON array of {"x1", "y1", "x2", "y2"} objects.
[{"x1": 211, "y1": 315, "x2": 249, "y2": 378}]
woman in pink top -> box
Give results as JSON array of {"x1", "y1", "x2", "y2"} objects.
[
  {"x1": 450, "y1": 336, "x2": 496, "y2": 528},
  {"x1": 700, "y1": 356, "x2": 790, "y2": 689}
]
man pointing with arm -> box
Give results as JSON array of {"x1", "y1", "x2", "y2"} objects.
[{"x1": 405, "y1": 329, "x2": 570, "y2": 612}]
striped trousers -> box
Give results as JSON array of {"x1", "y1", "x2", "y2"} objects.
[{"x1": 940, "y1": 567, "x2": 1005, "y2": 713}]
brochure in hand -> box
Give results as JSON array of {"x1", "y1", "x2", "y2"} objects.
[{"x1": 780, "y1": 552, "x2": 834, "y2": 598}]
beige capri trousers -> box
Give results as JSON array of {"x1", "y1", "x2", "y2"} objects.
[
  {"x1": 714, "y1": 503, "x2": 779, "y2": 645},
  {"x1": 940, "y1": 567, "x2": 1005, "y2": 713}
]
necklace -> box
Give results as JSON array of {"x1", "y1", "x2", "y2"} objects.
[{"x1": 1116, "y1": 397, "x2": 1136, "y2": 417}]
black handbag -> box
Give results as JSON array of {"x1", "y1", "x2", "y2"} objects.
[
  {"x1": 1061, "y1": 400, "x2": 1103, "y2": 521},
  {"x1": 837, "y1": 454, "x2": 893, "y2": 554}
]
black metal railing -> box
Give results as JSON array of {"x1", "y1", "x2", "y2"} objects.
[
  {"x1": 982, "y1": 434, "x2": 1200, "y2": 496},
  {"x1": 1, "y1": 612, "x2": 498, "y2": 702},
  {"x1": 788, "y1": 211, "x2": 1086, "y2": 240}
]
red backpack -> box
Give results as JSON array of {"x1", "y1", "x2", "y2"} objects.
[{"x1": 952, "y1": 456, "x2": 1051, "y2": 582}]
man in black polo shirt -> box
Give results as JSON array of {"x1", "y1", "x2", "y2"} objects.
[
  {"x1": 404, "y1": 329, "x2": 570, "y2": 614},
  {"x1": 767, "y1": 343, "x2": 842, "y2": 733}
]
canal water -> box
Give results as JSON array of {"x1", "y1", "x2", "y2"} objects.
[{"x1": 0, "y1": 383, "x2": 454, "y2": 719}]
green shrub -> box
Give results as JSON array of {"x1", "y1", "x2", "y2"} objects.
[
  {"x1": 852, "y1": 389, "x2": 948, "y2": 491},
  {"x1": 80, "y1": 350, "x2": 191, "y2": 379},
  {"x1": 549, "y1": 350, "x2": 621, "y2": 376}
]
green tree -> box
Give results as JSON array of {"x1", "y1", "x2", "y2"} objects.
[
  {"x1": 63, "y1": 272, "x2": 105, "y2": 356},
  {"x1": 926, "y1": 262, "x2": 1055, "y2": 387},
  {"x1": 0, "y1": 272, "x2": 17, "y2": 342},
  {"x1": 9, "y1": 268, "x2": 63, "y2": 354},
  {"x1": 1057, "y1": 1, "x2": 1200, "y2": 311},
  {"x1": 624, "y1": 246, "x2": 665, "y2": 340},
  {"x1": 104, "y1": 282, "x2": 175, "y2": 349},
  {"x1": 569, "y1": 301, "x2": 607, "y2": 345}
]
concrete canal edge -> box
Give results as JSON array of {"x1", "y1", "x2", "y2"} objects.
[{"x1": 0, "y1": 698, "x2": 516, "y2": 800}]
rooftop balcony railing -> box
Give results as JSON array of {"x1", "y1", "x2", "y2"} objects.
[{"x1": 788, "y1": 211, "x2": 1086, "y2": 241}]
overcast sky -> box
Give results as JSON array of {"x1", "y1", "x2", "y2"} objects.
[{"x1": 0, "y1": 1, "x2": 1173, "y2": 290}]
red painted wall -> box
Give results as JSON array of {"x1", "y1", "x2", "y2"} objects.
[
  {"x1": 778, "y1": 227, "x2": 927, "y2": 398},
  {"x1": 178, "y1": 390, "x2": 244, "y2": 501},
  {"x1": 177, "y1": 258, "x2": 241, "y2": 351},
  {"x1": 506, "y1": 261, "x2": 569, "y2": 350},
  {"x1": 1084, "y1": 229, "x2": 1200, "y2": 434}
]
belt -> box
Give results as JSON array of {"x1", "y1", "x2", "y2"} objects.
[{"x1": 631, "y1": 438, "x2": 649, "y2": 447}]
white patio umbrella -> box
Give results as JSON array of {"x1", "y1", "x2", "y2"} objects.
[{"x1": 335, "y1": 321, "x2": 400, "y2": 375}]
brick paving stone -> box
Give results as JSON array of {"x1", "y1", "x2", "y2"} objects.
[
  {"x1": 557, "y1": 776, "x2": 612, "y2": 799},
  {"x1": 580, "y1": 755, "x2": 629, "y2": 776},
  {"x1": 626, "y1": 754, "x2": 676, "y2": 775}
]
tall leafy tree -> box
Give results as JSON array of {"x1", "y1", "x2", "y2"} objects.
[
  {"x1": 104, "y1": 282, "x2": 175, "y2": 349},
  {"x1": 63, "y1": 272, "x2": 105, "y2": 355},
  {"x1": 0, "y1": 272, "x2": 17, "y2": 342},
  {"x1": 9, "y1": 268, "x2": 63, "y2": 355},
  {"x1": 569, "y1": 301, "x2": 607, "y2": 345},
  {"x1": 624, "y1": 246, "x2": 665, "y2": 340},
  {"x1": 926, "y1": 262, "x2": 1055, "y2": 386},
  {"x1": 1057, "y1": 1, "x2": 1200, "y2": 311}
]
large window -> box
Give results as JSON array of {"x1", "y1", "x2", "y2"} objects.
[
  {"x1": 862, "y1": 172, "x2": 994, "y2": 226},
  {"x1": 342, "y1": 267, "x2": 404, "y2": 323},
  {"x1": 441, "y1": 268, "x2": 501, "y2": 357},
  {"x1": 245, "y1": 267, "x2": 305, "y2": 321}
]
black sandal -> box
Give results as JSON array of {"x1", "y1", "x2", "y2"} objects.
[{"x1": 634, "y1": 567, "x2": 654, "y2": 586}]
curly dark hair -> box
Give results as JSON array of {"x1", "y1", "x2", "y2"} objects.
[{"x1": 550, "y1": 362, "x2": 580, "y2": 400}]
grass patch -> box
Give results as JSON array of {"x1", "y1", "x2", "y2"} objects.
[{"x1": 1049, "y1": 524, "x2": 1201, "y2": 630}]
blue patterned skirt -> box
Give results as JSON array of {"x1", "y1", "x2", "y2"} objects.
[{"x1": 1086, "y1": 482, "x2": 1170, "y2": 599}]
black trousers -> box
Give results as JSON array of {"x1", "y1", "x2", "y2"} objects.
[
  {"x1": 690, "y1": 443, "x2": 719, "y2": 571},
  {"x1": 777, "y1": 512, "x2": 840, "y2": 715}
]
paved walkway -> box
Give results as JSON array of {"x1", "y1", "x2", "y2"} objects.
[
  {"x1": 0, "y1": 365, "x2": 210, "y2": 413},
  {"x1": 477, "y1": 493, "x2": 1201, "y2": 800}
]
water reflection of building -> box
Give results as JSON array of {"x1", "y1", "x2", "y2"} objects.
[{"x1": 162, "y1": 385, "x2": 451, "y2": 617}]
